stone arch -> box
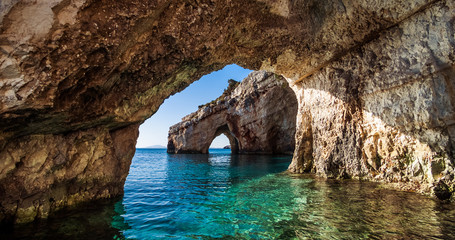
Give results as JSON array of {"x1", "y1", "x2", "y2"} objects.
[
  {"x1": 167, "y1": 71, "x2": 297, "y2": 155},
  {"x1": 1, "y1": 0, "x2": 454, "y2": 223},
  {"x1": 206, "y1": 124, "x2": 239, "y2": 154}
]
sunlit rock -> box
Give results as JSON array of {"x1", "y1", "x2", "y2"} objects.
[
  {"x1": 167, "y1": 71, "x2": 297, "y2": 154},
  {"x1": 287, "y1": 0, "x2": 455, "y2": 196},
  {"x1": 0, "y1": 0, "x2": 454, "y2": 223}
]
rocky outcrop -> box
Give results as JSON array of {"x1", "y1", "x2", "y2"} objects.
[
  {"x1": 167, "y1": 71, "x2": 297, "y2": 154},
  {"x1": 287, "y1": 0, "x2": 455, "y2": 196},
  {"x1": 0, "y1": 124, "x2": 138, "y2": 223},
  {"x1": 0, "y1": 0, "x2": 454, "y2": 222}
]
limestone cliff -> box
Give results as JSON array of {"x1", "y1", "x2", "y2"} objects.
[
  {"x1": 287, "y1": 1, "x2": 455, "y2": 198},
  {"x1": 167, "y1": 71, "x2": 297, "y2": 154},
  {"x1": 0, "y1": 0, "x2": 454, "y2": 223}
]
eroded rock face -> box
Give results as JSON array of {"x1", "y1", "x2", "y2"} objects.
[
  {"x1": 0, "y1": 124, "x2": 138, "y2": 223},
  {"x1": 168, "y1": 71, "x2": 297, "y2": 154},
  {"x1": 0, "y1": 0, "x2": 454, "y2": 222},
  {"x1": 287, "y1": 0, "x2": 455, "y2": 195}
]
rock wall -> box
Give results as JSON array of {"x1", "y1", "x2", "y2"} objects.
[
  {"x1": 167, "y1": 71, "x2": 297, "y2": 155},
  {"x1": 0, "y1": 124, "x2": 138, "y2": 223},
  {"x1": 0, "y1": 0, "x2": 454, "y2": 222},
  {"x1": 287, "y1": 0, "x2": 455, "y2": 197}
]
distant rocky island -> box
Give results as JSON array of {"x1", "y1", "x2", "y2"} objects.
[
  {"x1": 144, "y1": 145, "x2": 166, "y2": 149},
  {"x1": 1, "y1": 0, "x2": 454, "y2": 225}
]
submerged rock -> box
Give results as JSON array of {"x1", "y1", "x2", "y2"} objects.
[
  {"x1": 434, "y1": 180, "x2": 453, "y2": 201},
  {"x1": 287, "y1": 1, "x2": 455, "y2": 196},
  {"x1": 168, "y1": 71, "x2": 297, "y2": 154},
  {"x1": 0, "y1": 0, "x2": 454, "y2": 223}
]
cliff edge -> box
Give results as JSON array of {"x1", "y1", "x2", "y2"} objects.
[
  {"x1": 167, "y1": 71, "x2": 297, "y2": 154},
  {"x1": 0, "y1": 0, "x2": 454, "y2": 223}
]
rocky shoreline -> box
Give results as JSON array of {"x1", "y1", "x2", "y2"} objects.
[{"x1": 0, "y1": 0, "x2": 454, "y2": 223}]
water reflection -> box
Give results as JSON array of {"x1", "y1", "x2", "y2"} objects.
[
  {"x1": 286, "y1": 177, "x2": 444, "y2": 239},
  {"x1": 0, "y1": 198, "x2": 125, "y2": 240},
  {"x1": 3, "y1": 149, "x2": 455, "y2": 239}
]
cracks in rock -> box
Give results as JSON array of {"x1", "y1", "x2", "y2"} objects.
[{"x1": 294, "y1": 0, "x2": 444, "y2": 84}]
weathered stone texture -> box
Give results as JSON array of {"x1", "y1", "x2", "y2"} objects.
[
  {"x1": 287, "y1": 0, "x2": 455, "y2": 194},
  {"x1": 0, "y1": 0, "x2": 454, "y2": 222},
  {"x1": 0, "y1": 124, "x2": 138, "y2": 223},
  {"x1": 168, "y1": 71, "x2": 297, "y2": 154}
]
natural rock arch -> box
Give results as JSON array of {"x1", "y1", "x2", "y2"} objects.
[
  {"x1": 208, "y1": 125, "x2": 239, "y2": 154},
  {"x1": 167, "y1": 71, "x2": 297, "y2": 155},
  {"x1": 0, "y1": 0, "x2": 454, "y2": 223}
]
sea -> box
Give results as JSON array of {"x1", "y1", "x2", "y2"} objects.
[{"x1": 2, "y1": 148, "x2": 455, "y2": 239}]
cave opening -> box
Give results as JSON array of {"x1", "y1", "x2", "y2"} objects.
[
  {"x1": 208, "y1": 125, "x2": 240, "y2": 154},
  {"x1": 164, "y1": 69, "x2": 298, "y2": 155},
  {"x1": 135, "y1": 64, "x2": 252, "y2": 150},
  {"x1": 209, "y1": 134, "x2": 230, "y2": 151},
  {"x1": 2, "y1": 1, "x2": 454, "y2": 235}
]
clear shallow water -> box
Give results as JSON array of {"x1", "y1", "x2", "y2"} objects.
[{"x1": 3, "y1": 148, "x2": 455, "y2": 239}]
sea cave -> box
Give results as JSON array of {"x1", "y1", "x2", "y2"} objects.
[{"x1": 1, "y1": 0, "x2": 455, "y2": 239}]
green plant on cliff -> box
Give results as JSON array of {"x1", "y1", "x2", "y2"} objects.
[
  {"x1": 398, "y1": 151, "x2": 413, "y2": 170},
  {"x1": 198, "y1": 79, "x2": 240, "y2": 108}
]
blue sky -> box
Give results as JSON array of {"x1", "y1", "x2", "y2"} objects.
[{"x1": 136, "y1": 64, "x2": 253, "y2": 148}]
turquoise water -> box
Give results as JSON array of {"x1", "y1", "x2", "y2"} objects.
[
  {"x1": 119, "y1": 149, "x2": 293, "y2": 239},
  {"x1": 3, "y1": 148, "x2": 455, "y2": 239}
]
